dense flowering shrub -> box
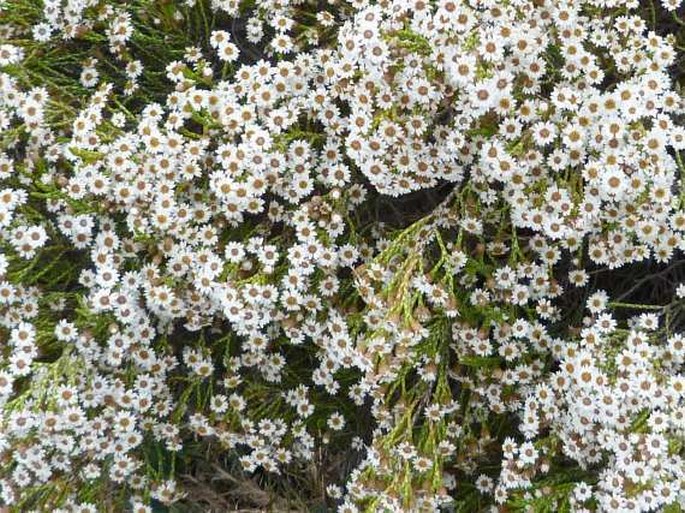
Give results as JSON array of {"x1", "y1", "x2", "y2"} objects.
[{"x1": 1, "y1": 0, "x2": 685, "y2": 511}]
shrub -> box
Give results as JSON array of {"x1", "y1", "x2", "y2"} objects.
[{"x1": 0, "y1": 0, "x2": 685, "y2": 511}]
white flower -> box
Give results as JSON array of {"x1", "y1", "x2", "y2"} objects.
[
  {"x1": 676, "y1": 283, "x2": 685, "y2": 299},
  {"x1": 327, "y1": 412, "x2": 345, "y2": 431}
]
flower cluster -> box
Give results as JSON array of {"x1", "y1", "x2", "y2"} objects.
[
  {"x1": 497, "y1": 298, "x2": 685, "y2": 512},
  {"x1": 0, "y1": 0, "x2": 685, "y2": 511}
]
